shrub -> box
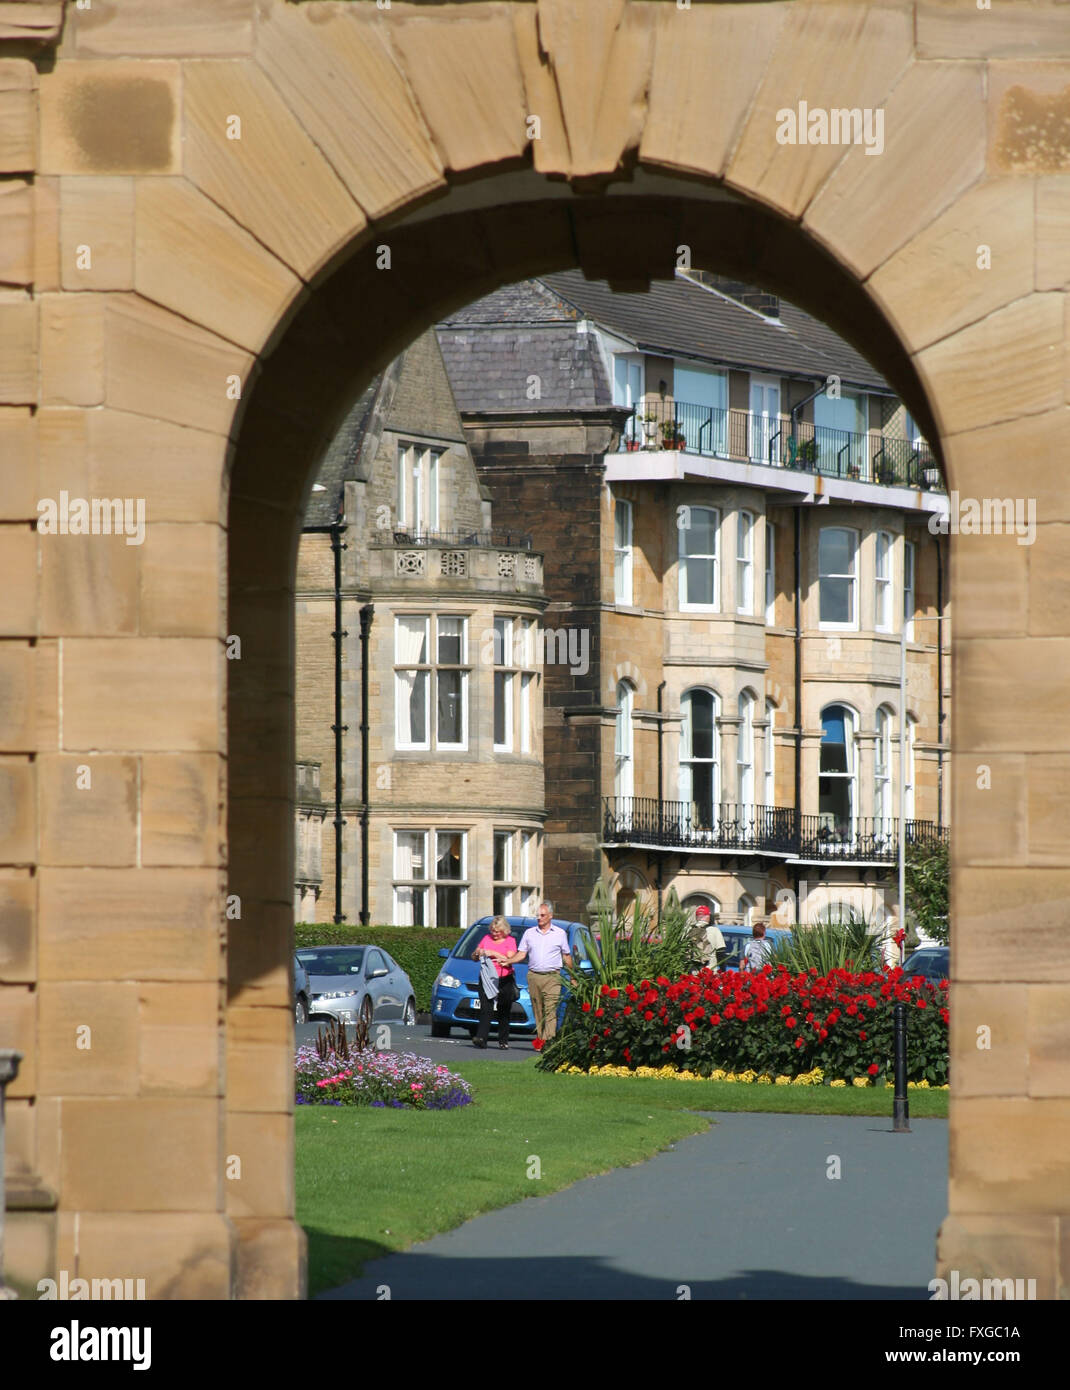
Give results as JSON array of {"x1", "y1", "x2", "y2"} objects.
[
  {"x1": 296, "y1": 1027, "x2": 472, "y2": 1110},
  {"x1": 766, "y1": 909, "x2": 885, "y2": 975},
  {"x1": 567, "y1": 883, "x2": 693, "y2": 1008},
  {"x1": 294, "y1": 924, "x2": 459, "y2": 1012},
  {"x1": 905, "y1": 839, "x2": 949, "y2": 944},
  {"x1": 539, "y1": 962, "x2": 948, "y2": 1086}
]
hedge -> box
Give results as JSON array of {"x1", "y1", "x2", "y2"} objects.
[
  {"x1": 539, "y1": 962, "x2": 949, "y2": 1086},
  {"x1": 294, "y1": 924, "x2": 461, "y2": 1013}
]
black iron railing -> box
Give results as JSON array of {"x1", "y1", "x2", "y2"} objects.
[
  {"x1": 619, "y1": 399, "x2": 942, "y2": 492},
  {"x1": 602, "y1": 798, "x2": 949, "y2": 861},
  {"x1": 373, "y1": 528, "x2": 534, "y2": 549}
]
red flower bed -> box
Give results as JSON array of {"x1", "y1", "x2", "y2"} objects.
[{"x1": 544, "y1": 963, "x2": 949, "y2": 1085}]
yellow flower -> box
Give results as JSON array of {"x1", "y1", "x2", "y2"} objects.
[
  {"x1": 830, "y1": 1079, "x2": 846, "y2": 1088},
  {"x1": 852, "y1": 1077, "x2": 871, "y2": 1088},
  {"x1": 774, "y1": 1076, "x2": 790, "y2": 1086}
]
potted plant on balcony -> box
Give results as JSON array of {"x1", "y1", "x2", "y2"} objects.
[
  {"x1": 797, "y1": 437, "x2": 818, "y2": 465},
  {"x1": 641, "y1": 411, "x2": 660, "y2": 450},
  {"x1": 660, "y1": 420, "x2": 687, "y2": 450},
  {"x1": 847, "y1": 462, "x2": 861, "y2": 480}
]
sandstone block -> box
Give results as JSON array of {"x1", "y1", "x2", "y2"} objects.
[
  {"x1": 142, "y1": 753, "x2": 224, "y2": 869},
  {"x1": 225, "y1": 1006, "x2": 293, "y2": 1114},
  {"x1": 948, "y1": 1097, "x2": 1070, "y2": 1213},
  {"x1": 917, "y1": 295, "x2": 1064, "y2": 437},
  {"x1": 868, "y1": 178, "x2": 1035, "y2": 352},
  {"x1": 936, "y1": 1213, "x2": 1057, "y2": 1302},
  {"x1": 950, "y1": 983, "x2": 1028, "y2": 1097},
  {"x1": 135, "y1": 178, "x2": 300, "y2": 355},
  {"x1": 390, "y1": 5, "x2": 527, "y2": 173},
  {"x1": 60, "y1": 1098, "x2": 222, "y2": 1212},
  {"x1": 37, "y1": 981, "x2": 139, "y2": 1096},
  {"x1": 223, "y1": 1112, "x2": 293, "y2": 1220},
  {"x1": 1037, "y1": 176, "x2": 1070, "y2": 290},
  {"x1": 0, "y1": 408, "x2": 34, "y2": 518},
  {"x1": 255, "y1": 0, "x2": 444, "y2": 220},
  {"x1": 0, "y1": 525, "x2": 36, "y2": 636},
  {"x1": 139, "y1": 981, "x2": 222, "y2": 1097},
  {"x1": 0, "y1": 643, "x2": 34, "y2": 751},
  {"x1": 0, "y1": 4, "x2": 62, "y2": 47},
  {"x1": 949, "y1": 531, "x2": 1027, "y2": 641},
  {"x1": 226, "y1": 903, "x2": 293, "y2": 1010},
  {"x1": 139, "y1": 522, "x2": 223, "y2": 638},
  {"x1": 40, "y1": 530, "x2": 139, "y2": 637},
  {"x1": 726, "y1": 2, "x2": 913, "y2": 217},
  {"x1": 0, "y1": 178, "x2": 32, "y2": 285},
  {"x1": 104, "y1": 294, "x2": 254, "y2": 438},
  {"x1": 953, "y1": 866, "x2": 1070, "y2": 981},
  {"x1": 73, "y1": 0, "x2": 254, "y2": 58},
  {"x1": 40, "y1": 294, "x2": 105, "y2": 407},
  {"x1": 1027, "y1": 753, "x2": 1070, "y2": 867},
  {"x1": 956, "y1": 637, "x2": 1070, "y2": 753},
  {"x1": 37, "y1": 406, "x2": 87, "y2": 500},
  {"x1": 1027, "y1": 985, "x2": 1070, "y2": 1097},
  {"x1": 60, "y1": 177, "x2": 135, "y2": 291},
  {"x1": 989, "y1": 61, "x2": 1070, "y2": 175},
  {"x1": 234, "y1": 1216, "x2": 306, "y2": 1301},
  {"x1": 0, "y1": 294, "x2": 36, "y2": 402},
  {"x1": 33, "y1": 638, "x2": 58, "y2": 752},
  {"x1": 87, "y1": 409, "x2": 227, "y2": 525},
  {"x1": 641, "y1": 1, "x2": 787, "y2": 179},
  {"x1": 941, "y1": 407, "x2": 1070, "y2": 522},
  {"x1": 184, "y1": 59, "x2": 363, "y2": 283},
  {"x1": 37, "y1": 754, "x2": 138, "y2": 867},
  {"x1": 34, "y1": 175, "x2": 60, "y2": 292},
  {"x1": 62, "y1": 637, "x2": 221, "y2": 752},
  {"x1": 510, "y1": 5, "x2": 570, "y2": 175},
  {"x1": 75, "y1": 1212, "x2": 236, "y2": 1300},
  {"x1": 0, "y1": 982, "x2": 34, "y2": 1096},
  {"x1": 919, "y1": 1, "x2": 1070, "y2": 59},
  {"x1": 1028, "y1": 524, "x2": 1070, "y2": 637},
  {"x1": 952, "y1": 752, "x2": 1026, "y2": 868},
  {"x1": 39, "y1": 60, "x2": 180, "y2": 176},
  {"x1": 0, "y1": 758, "x2": 34, "y2": 866},
  {"x1": 38, "y1": 867, "x2": 224, "y2": 982},
  {"x1": 0, "y1": 59, "x2": 35, "y2": 173}
]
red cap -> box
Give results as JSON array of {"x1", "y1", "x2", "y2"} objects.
[{"x1": 695, "y1": 906, "x2": 710, "y2": 920}]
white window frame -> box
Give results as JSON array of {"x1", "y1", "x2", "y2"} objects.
[
  {"x1": 738, "y1": 690, "x2": 755, "y2": 813},
  {"x1": 615, "y1": 681, "x2": 635, "y2": 801},
  {"x1": 678, "y1": 504, "x2": 720, "y2": 611},
  {"x1": 765, "y1": 519, "x2": 776, "y2": 626},
  {"x1": 433, "y1": 830, "x2": 468, "y2": 930},
  {"x1": 905, "y1": 717, "x2": 916, "y2": 821},
  {"x1": 818, "y1": 527, "x2": 859, "y2": 631},
  {"x1": 493, "y1": 616, "x2": 514, "y2": 752},
  {"x1": 764, "y1": 705, "x2": 776, "y2": 807},
  {"x1": 737, "y1": 510, "x2": 754, "y2": 615},
  {"x1": 435, "y1": 615, "x2": 469, "y2": 752},
  {"x1": 819, "y1": 703, "x2": 858, "y2": 840},
  {"x1": 393, "y1": 829, "x2": 430, "y2": 926},
  {"x1": 614, "y1": 498, "x2": 634, "y2": 606},
  {"x1": 904, "y1": 539, "x2": 916, "y2": 641},
  {"x1": 875, "y1": 531, "x2": 892, "y2": 632},
  {"x1": 394, "y1": 614, "x2": 431, "y2": 751},
  {"x1": 679, "y1": 687, "x2": 721, "y2": 819},
  {"x1": 397, "y1": 442, "x2": 442, "y2": 533},
  {"x1": 875, "y1": 706, "x2": 892, "y2": 831}
]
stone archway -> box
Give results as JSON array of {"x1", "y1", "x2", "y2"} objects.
[{"x1": 3, "y1": 0, "x2": 1068, "y2": 1299}]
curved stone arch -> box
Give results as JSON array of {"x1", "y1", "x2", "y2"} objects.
[
  {"x1": 609, "y1": 661, "x2": 645, "y2": 701},
  {"x1": 8, "y1": 0, "x2": 1067, "y2": 1303}
]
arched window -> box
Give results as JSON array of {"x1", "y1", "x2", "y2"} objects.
[
  {"x1": 682, "y1": 892, "x2": 720, "y2": 921},
  {"x1": 614, "y1": 681, "x2": 634, "y2": 802},
  {"x1": 737, "y1": 893, "x2": 757, "y2": 927},
  {"x1": 678, "y1": 505, "x2": 719, "y2": 610},
  {"x1": 819, "y1": 704, "x2": 857, "y2": 839},
  {"x1": 616, "y1": 866, "x2": 647, "y2": 919},
  {"x1": 679, "y1": 688, "x2": 720, "y2": 830},
  {"x1": 874, "y1": 706, "x2": 893, "y2": 833},
  {"x1": 738, "y1": 690, "x2": 756, "y2": 814},
  {"x1": 764, "y1": 703, "x2": 777, "y2": 807}
]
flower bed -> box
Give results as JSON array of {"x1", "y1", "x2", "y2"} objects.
[
  {"x1": 296, "y1": 1045, "x2": 473, "y2": 1110},
  {"x1": 554, "y1": 1064, "x2": 946, "y2": 1089},
  {"x1": 539, "y1": 962, "x2": 949, "y2": 1086}
]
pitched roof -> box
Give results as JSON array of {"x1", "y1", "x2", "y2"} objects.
[
  {"x1": 304, "y1": 375, "x2": 381, "y2": 527},
  {"x1": 437, "y1": 269, "x2": 892, "y2": 410}
]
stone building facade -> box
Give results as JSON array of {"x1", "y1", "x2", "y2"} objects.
[
  {"x1": 439, "y1": 272, "x2": 951, "y2": 929},
  {"x1": 294, "y1": 331, "x2": 546, "y2": 927}
]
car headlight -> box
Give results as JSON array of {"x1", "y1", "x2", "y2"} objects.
[
  {"x1": 314, "y1": 991, "x2": 355, "y2": 1001},
  {"x1": 438, "y1": 974, "x2": 462, "y2": 990}
]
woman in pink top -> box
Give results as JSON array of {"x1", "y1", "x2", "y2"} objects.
[{"x1": 471, "y1": 915, "x2": 518, "y2": 1049}]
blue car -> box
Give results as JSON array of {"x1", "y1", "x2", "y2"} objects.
[
  {"x1": 717, "y1": 926, "x2": 793, "y2": 971},
  {"x1": 431, "y1": 915, "x2": 592, "y2": 1038}
]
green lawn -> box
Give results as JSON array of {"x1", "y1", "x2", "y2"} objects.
[{"x1": 297, "y1": 1060, "x2": 948, "y2": 1296}]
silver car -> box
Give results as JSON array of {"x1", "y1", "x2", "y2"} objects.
[{"x1": 296, "y1": 945, "x2": 417, "y2": 1027}]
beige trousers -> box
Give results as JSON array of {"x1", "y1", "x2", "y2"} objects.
[{"x1": 527, "y1": 970, "x2": 562, "y2": 1039}]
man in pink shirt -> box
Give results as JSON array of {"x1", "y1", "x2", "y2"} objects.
[{"x1": 502, "y1": 900, "x2": 573, "y2": 1050}]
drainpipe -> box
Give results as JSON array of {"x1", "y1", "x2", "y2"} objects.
[
  {"x1": 359, "y1": 604, "x2": 374, "y2": 926},
  {"x1": 793, "y1": 505, "x2": 804, "y2": 915},
  {"x1": 935, "y1": 533, "x2": 944, "y2": 829},
  {"x1": 329, "y1": 524, "x2": 349, "y2": 923},
  {"x1": 657, "y1": 680, "x2": 666, "y2": 925}
]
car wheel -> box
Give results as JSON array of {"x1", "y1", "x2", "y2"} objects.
[
  {"x1": 359, "y1": 996, "x2": 373, "y2": 1028},
  {"x1": 402, "y1": 998, "x2": 417, "y2": 1026},
  {"x1": 430, "y1": 1019, "x2": 451, "y2": 1038},
  {"x1": 295, "y1": 996, "x2": 308, "y2": 1026}
]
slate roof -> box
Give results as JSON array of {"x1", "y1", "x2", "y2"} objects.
[
  {"x1": 436, "y1": 269, "x2": 892, "y2": 413},
  {"x1": 304, "y1": 375, "x2": 381, "y2": 527}
]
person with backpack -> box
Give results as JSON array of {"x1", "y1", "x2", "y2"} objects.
[{"x1": 742, "y1": 920, "x2": 771, "y2": 971}]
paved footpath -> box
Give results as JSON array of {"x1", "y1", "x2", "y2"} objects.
[{"x1": 319, "y1": 1111, "x2": 948, "y2": 1301}]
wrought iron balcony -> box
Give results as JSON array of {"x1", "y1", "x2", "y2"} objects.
[
  {"x1": 602, "y1": 798, "x2": 949, "y2": 861},
  {"x1": 370, "y1": 528, "x2": 533, "y2": 550},
  {"x1": 619, "y1": 399, "x2": 942, "y2": 492}
]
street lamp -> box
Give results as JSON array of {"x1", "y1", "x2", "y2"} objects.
[
  {"x1": 897, "y1": 610, "x2": 944, "y2": 963},
  {"x1": 0, "y1": 1049, "x2": 22, "y2": 1300}
]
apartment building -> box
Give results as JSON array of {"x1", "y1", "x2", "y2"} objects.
[
  {"x1": 294, "y1": 330, "x2": 546, "y2": 926},
  {"x1": 438, "y1": 270, "x2": 951, "y2": 928}
]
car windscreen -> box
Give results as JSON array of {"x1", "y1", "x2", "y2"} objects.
[
  {"x1": 298, "y1": 948, "x2": 365, "y2": 976},
  {"x1": 450, "y1": 923, "x2": 523, "y2": 959},
  {"x1": 902, "y1": 953, "x2": 948, "y2": 979}
]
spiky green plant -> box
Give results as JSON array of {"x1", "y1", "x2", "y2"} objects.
[{"x1": 765, "y1": 906, "x2": 886, "y2": 975}]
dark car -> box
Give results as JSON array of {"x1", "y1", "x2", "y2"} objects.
[
  {"x1": 718, "y1": 926, "x2": 792, "y2": 971},
  {"x1": 899, "y1": 946, "x2": 949, "y2": 982},
  {"x1": 294, "y1": 953, "x2": 311, "y2": 1025},
  {"x1": 431, "y1": 915, "x2": 592, "y2": 1038}
]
